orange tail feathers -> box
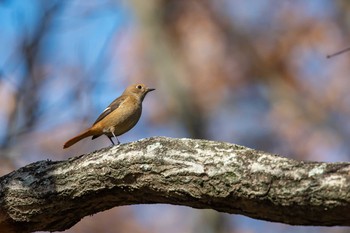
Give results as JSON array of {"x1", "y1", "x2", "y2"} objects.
[{"x1": 63, "y1": 129, "x2": 94, "y2": 149}]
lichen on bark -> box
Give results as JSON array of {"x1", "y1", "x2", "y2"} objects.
[{"x1": 0, "y1": 137, "x2": 349, "y2": 233}]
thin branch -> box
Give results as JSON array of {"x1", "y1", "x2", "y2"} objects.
[{"x1": 327, "y1": 46, "x2": 350, "y2": 58}]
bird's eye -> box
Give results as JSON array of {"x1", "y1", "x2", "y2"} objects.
[{"x1": 136, "y1": 85, "x2": 142, "y2": 89}]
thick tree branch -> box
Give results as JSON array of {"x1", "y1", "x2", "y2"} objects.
[{"x1": 0, "y1": 137, "x2": 349, "y2": 232}]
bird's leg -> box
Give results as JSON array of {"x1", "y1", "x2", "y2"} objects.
[
  {"x1": 111, "y1": 131, "x2": 120, "y2": 145},
  {"x1": 108, "y1": 136, "x2": 115, "y2": 146}
]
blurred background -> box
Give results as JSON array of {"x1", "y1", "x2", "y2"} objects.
[{"x1": 0, "y1": 0, "x2": 350, "y2": 233}]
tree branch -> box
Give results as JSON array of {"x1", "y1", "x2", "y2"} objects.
[{"x1": 0, "y1": 137, "x2": 349, "y2": 232}]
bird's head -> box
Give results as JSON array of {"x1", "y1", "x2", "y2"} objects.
[{"x1": 124, "y1": 84, "x2": 155, "y2": 101}]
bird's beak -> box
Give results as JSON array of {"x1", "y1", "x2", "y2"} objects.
[{"x1": 147, "y1": 88, "x2": 155, "y2": 93}]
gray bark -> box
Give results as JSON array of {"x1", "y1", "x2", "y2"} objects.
[{"x1": 0, "y1": 137, "x2": 349, "y2": 232}]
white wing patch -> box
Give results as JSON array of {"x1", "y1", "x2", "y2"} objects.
[{"x1": 102, "y1": 107, "x2": 111, "y2": 113}]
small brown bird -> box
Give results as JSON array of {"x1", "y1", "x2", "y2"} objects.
[{"x1": 63, "y1": 84, "x2": 155, "y2": 149}]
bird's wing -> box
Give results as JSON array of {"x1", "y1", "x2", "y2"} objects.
[{"x1": 92, "y1": 95, "x2": 128, "y2": 125}]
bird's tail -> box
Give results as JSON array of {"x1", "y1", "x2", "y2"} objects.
[{"x1": 63, "y1": 129, "x2": 93, "y2": 149}]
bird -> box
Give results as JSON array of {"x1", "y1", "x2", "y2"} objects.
[{"x1": 63, "y1": 84, "x2": 155, "y2": 149}]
